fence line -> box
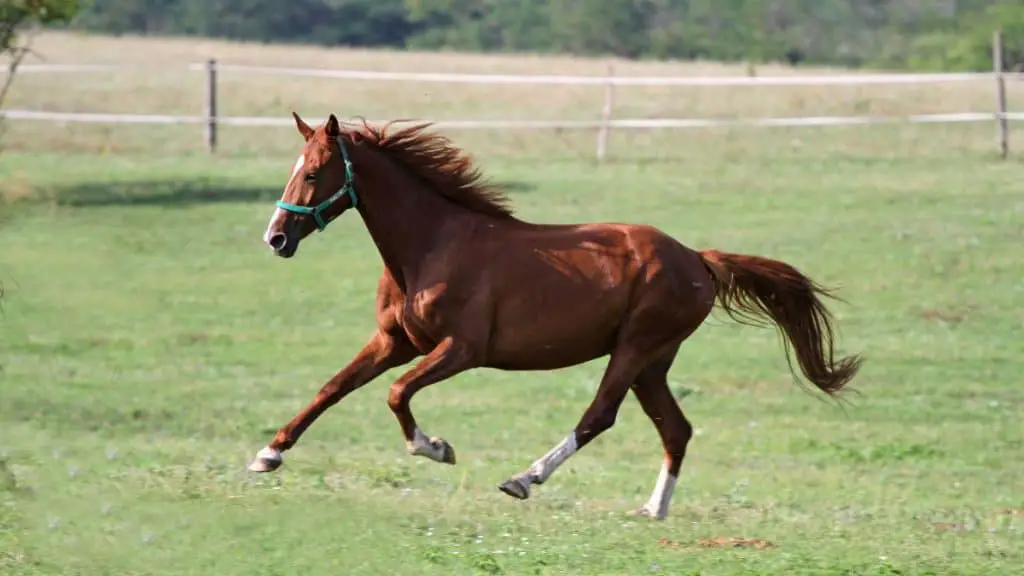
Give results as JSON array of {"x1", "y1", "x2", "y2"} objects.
[
  {"x1": 13, "y1": 62, "x2": 1010, "y2": 86},
  {"x1": 5, "y1": 109, "x2": 1023, "y2": 129},
  {"x1": 4, "y1": 32, "x2": 1019, "y2": 158},
  {"x1": 180, "y1": 65, "x2": 1004, "y2": 87}
]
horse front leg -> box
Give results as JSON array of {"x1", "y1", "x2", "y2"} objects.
[
  {"x1": 386, "y1": 336, "x2": 477, "y2": 465},
  {"x1": 247, "y1": 330, "x2": 417, "y2": 472}
]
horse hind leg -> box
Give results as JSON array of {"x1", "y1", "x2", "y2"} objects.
[
  {"x1": 627, "y1": 354, "x2": 693, "y2": 520},
  {"x1": 497, "y1": 344, "x2": 648, "y2": 500},
  {"x1": 497, "y1": 277, "x2": 706, "y2": 506},
  {"x1": 623, "y1": 257, "x2": 714, "y2": 518}
]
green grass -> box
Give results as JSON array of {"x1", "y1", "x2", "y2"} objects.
[
  {"x1": 2, "y1": 125, "x2": 1022, "y2": 575},
  {"x1": 1, "y1": 31, "x2": 1023, "y2": 576}
]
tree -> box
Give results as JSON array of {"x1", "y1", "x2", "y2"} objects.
[
  {"x1": 903, "y1": 2, "x2": 1024, "y2": 71},
  {"x1": 9, "y1": 0, "x2": 1021, "y2": 71},
  {"x1": 1, "y1": 0, "x2": 80, "y2": 145}
]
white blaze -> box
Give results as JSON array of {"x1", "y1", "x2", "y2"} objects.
[
  {"x1": 263, "y1": 154, "x2": 305, "y2": 245},
  {"x1": 287, "y1": 154, "x2": 305, "y2": 185}
]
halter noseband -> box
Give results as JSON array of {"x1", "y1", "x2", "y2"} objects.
[{"x1": 275, "y1": 136, "x2": 357, "y2": 231}]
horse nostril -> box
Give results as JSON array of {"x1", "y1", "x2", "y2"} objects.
[{"x1": 268, "y1": 232, "x2": 288, "y2": 252}]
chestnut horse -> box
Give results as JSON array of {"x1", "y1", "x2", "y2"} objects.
[{"x1": 249, "y1": 112, "x2": 862, "y2": 520}]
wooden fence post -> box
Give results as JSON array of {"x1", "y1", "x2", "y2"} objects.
[
  {"x1": 993, "y1": 31, "x2": 1008, "y2": 159},
  {"x1": 595, "y1": 62, "x2": 616, "y2": 164},
  {"x1": 204, "y1": 58, "x2": 218, "y2": 154}
]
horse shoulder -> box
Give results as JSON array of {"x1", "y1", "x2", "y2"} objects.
[{"x1": 375, "y1": 267, "x2": 407, "y2": 332}]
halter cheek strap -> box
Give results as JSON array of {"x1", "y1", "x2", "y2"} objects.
[{"x1": 275, "y1": 136, "x2": 357, "y2": 231}]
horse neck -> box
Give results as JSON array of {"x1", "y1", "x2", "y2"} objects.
[{"x1": 352, "y1": 145, "x2": 469, "y2": 290}]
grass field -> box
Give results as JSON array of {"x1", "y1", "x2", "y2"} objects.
[{"x1": 1, "y1": 31, "x2": 1023, "y2": 575}]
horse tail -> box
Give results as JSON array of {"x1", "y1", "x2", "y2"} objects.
[{"x1": 698, "y1": 249, "x2": 862, "y2": 397}]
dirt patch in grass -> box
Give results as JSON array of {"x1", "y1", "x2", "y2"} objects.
[{"x1": 657, "y1": 536, "x2": 776, "y2": 551}]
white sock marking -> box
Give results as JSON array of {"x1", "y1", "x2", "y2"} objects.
[
  {"x1": 529, "y1": 433, "x2": 577, "y2": 483},
  {"x1": 642, "y1": 461, "x2": 678, "y2": 519},
  {"x1": 407, "y1": 427, "x2": 446, "y2": 460},
  {"x1": 408, "y1": 428, "x2": 431, "y2": 452},
  {"x1": 255, "y1": 446, "x2": 282, "y2": 463}
]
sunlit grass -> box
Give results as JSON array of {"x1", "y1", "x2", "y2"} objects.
[{"x1": 0, "y1": 31, "x2": 1022, "y2": 576}]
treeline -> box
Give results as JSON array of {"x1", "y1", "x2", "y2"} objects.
[{"x1": 68, "y1": 0, "x2": 1024, "y2": 71}]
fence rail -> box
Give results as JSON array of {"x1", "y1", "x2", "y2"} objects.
[
  {"x1": 12, "y1": 63, "x2": 1015, "y2": 86},
  {"x1": 4, "y1": 109, "x2": 1023, "y2": 129},
  {"x1": 3, "y1": 31, "x2": 1019, "y2": 159}
]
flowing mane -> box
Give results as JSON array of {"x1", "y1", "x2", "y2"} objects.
[{"x1": 342, "y1": 120, "x2": 516, "y2": 219}]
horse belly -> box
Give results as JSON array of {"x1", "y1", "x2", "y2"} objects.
[{"x1": 485, "y1": 294, "x2": 624, "y2": 370}]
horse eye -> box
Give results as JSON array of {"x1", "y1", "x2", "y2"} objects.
[{"x1": 304, "y1": 174, "x2": 316, "y2": 183}]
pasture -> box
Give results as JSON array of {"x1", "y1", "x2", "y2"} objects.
[{"x1": 1, "y1": 31, "x2": 1023, "y2": 575}]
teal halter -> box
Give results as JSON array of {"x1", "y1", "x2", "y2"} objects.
[{"x1": 275, "y1": 136, "x2": 357, "y2": 231}]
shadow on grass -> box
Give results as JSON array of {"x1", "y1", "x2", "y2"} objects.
[
  {"x1": 36, "y1": 179, "x2": 537, "y2": 208},
  {"x1": 51, "y1": 180, "x2": 279, "y2": 208}
]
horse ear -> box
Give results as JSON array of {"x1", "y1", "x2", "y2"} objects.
[
  {"x1": 325, "y1": 114, "x2": 340, "y2": 137},
  {"x1": 293, "y1": 111, "x2": 314, "y2": 141}
]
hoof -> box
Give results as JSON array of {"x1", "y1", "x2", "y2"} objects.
[
  {"x1": 409, "y1": 436, "x2": 457, "y2": 465},
  {"x1": 437, "y1": 439, "x2": 456, "y2": 465},
  {"x1": 627, "y1": 506, "x2": 665, "y2": 520},
  {"x1": 498, "y1": 476, "x2": 531, "y2": 500},
  {"x1": 247, "y1": 447, "x2": 282, "y2": 473}
]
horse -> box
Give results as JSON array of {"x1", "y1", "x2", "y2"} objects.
[{"x1": 248, "y1": 112, "x2": 862, "y2": 520}]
